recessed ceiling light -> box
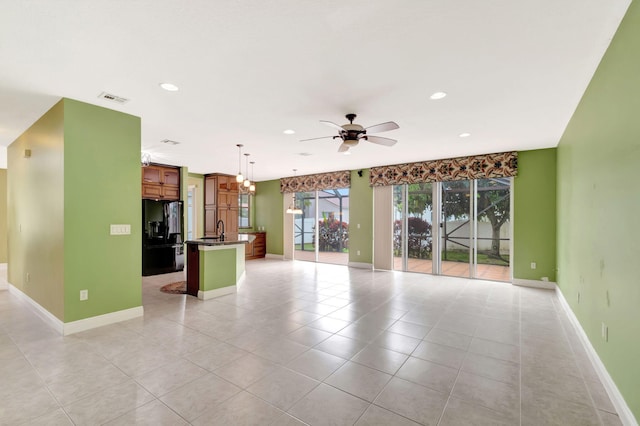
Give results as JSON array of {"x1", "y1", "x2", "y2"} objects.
[
  {"x1": 283, "y1": 129, "x2": 296, "y2": 135},
  {"x1": 298, "y1": 152, "x2": 312, "y2": 156},
  {"x1": 430, "y1": 91, "x2": 447, "y2": 100},
  {"x1": 343, "y1": 151, "x2": 351, "y2": 156},
  {"x1": 459, "y1": 132, "x2": 471, "y2": 138},
  {"x1": 159, "y1": 83, "x2": 179, "y2": 92}
]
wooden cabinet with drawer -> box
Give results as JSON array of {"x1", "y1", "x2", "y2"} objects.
[{"x1": 244, "y1": 232, "x2": 266, "y2": 260}]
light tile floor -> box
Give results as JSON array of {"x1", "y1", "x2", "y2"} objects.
[{"x1": 0, "y1": 260, "x2": 622, "y2": 425}]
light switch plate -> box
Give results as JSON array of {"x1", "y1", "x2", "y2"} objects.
[{"x1": 110, "y1": 224, "x2": 131, "y2": 235}]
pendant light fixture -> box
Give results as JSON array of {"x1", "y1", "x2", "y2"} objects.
[
  {"x1": 286, "y1": 169, "x2": 303, "y2": 215},
  {"x1": 235, "y1": 144, "x2": 244, "y2": 183},
  {"x1": 243, "y1": 153, "x2": 251, "y2": 188},
  {"x1": 249, "y1": 161, "x2": 256, "y2": 193}
]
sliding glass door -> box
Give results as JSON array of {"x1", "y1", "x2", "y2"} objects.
[
  {"x1": 394, "y1": 179, "x2": 511, "y2": 282},
  {"x1": 393, "y1": 183, "x2": 434, "y2": 273},
  {"x1": 294, "y1": 189, "x2": 350, "y2": 265},
  {"x1": 441, "y1": 181, "x2": 472, "y2": 278}
]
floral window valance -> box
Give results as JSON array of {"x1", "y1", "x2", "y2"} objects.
[
  {"x1": 369, "y1": 151, "x2": 518, "y2": 186},
  {"x1": 280, "y1": 170, "x2": 351, "y2": 193}
]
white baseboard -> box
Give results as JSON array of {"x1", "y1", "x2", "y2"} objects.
[
  {"x1": 9, "y1": 284, "x2": 144, "y2": 336},
  {"x1": 555, "y1": 286, "x2": 637, "y2": 426},
  {"x1": 348, "y1": 262, "x2": 373, "y2": 270},
  {"x1": 9, "y1": 284, "x2": 64, "y2": 334},
  {"x1": 198, "y1": 285, "x2": 236, "y2": 300},
  {"x1": 513, "y1": 278, "x2": 556, "y2": 290},
  {"x1": 265, "y1": 253, "x2": 285, "y2": 260},
  {"x1": 63, "y1": 306, "x2": 144, "y2": 336}
]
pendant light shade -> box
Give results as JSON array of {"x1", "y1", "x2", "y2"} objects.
[
  {"x1": 243, "y1": 153, "x2": 251, "y2": 187},
  {"x1": 236, "y1": 144, "x2": 244, "y2": 183},
  {"x1": 286, "y1": 169, "x2": 303, "y2": 214},
  {"x1": 249, "y1": 161, "x2": 256, "y2": 193}
]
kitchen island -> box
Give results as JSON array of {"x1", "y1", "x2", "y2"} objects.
[{"x1": 185, "y1": 234, "x2": 255, "y2": 299}]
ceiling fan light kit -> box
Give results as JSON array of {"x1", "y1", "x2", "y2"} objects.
[{"x1": 302, "y1": 113, "x2": 399, "y2": 153}]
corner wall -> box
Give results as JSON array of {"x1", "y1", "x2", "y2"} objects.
[
  {"x1": 0, "y1": 168, "x2": 7, "y2": 263},
  {"x1": 557, "y1": 1, "x2": 640, "y2": 418},
  {"x1": 7, "y1": 100, "x2": 65, "y2": 319},
  {"x1": 62, "y1": 99, "x2": 142, "y2": 322},
  {"x1": 513, "y1": 149, "x2": 557, "y2": 281}
]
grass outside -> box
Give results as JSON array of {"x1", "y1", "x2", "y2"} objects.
[{"x1": 441, "y1": 249, "x2": 509, "y2": 266}]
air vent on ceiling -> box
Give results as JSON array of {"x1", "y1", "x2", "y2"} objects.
[
  {"x1": 97, "y1": 92, "x2": 130, "y2": 104},
  {"x1": 160, "y1": 139, "x2": 180, "y2": 145},
  {"x1": 298, "y1": 152, "x2": 313, "y2": 156}
]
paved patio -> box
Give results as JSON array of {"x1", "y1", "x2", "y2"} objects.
[{"x1": 294, "y1": 251, "x2": 510, "y2": 282}]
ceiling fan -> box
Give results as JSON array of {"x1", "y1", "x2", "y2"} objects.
[{"x1": 301, "y1": 113, "x2": 399, "y2": 152}]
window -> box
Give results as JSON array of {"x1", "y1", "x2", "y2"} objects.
[{"x1": 239, "y1": 193, "x2": 251, "y2": 228}]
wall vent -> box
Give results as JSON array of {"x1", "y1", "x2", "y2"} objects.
[
  {"x1": 97, "y1": 92, "x2": 130, "y2": 104},
  {"x1": 160, "y1": 139, "x2": 180, "y2": 145}
]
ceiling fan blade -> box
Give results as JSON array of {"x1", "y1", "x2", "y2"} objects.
[
  {"x1": 338, "y1": 143, "x2": 350, "y2": 152},
  {"x1": 365, "y1": 121, "x2": 399, "y2": 133},
  {"x1": 320, "y1": 120, "x2": 344, "y2": 131},
  {"x1": 300, "y1": 136, "x2": 335, "y2": 142},
  {"x1": 366, "y1": 135, "x2": 397, "y2": 146}
]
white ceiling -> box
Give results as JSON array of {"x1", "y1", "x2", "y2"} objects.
[{"x1": 0, "y1": 0, "x2": 631, "y2": 181}]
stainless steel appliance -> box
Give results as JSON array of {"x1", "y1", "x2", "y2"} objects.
[{"x1": 142, "y1": 199, "x2": 184, "y2": 276}]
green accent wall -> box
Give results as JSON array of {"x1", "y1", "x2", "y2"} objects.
[
  {"x1": 0, "y1": 168, "x2": 7, "y2": 263},
  {"x1": 255, "y1": 179, "x2": 283, "y2": 255},
  {"x1": 513, "y1": 149, "x2": 557, "y2": 281},
  {"x1": 556, "y1": 1, "x2": 640, "y2": 418},
  {"x1": 7, "y1": 100, "x2": 65, "y2": 319},
  {"x1": 8, "y1": 98, "x2": 142, "y2": 323},
  {"x1": 348, "y1": 169, "x2": 373, "y2": 264}
]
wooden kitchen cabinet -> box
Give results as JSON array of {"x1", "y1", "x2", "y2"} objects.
[
  {"x1": 142, "y1": 164, "x2": 180, "y2": 200},
  {"x1": 204, "y1": 173, "x2": 239, "y2": 237},
  {"x1": 244, "y1": 232, "x2": 266, "y2": 260}
]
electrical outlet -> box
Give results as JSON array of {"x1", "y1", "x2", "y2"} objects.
[
  {"x1": 601, "y1": 322, "x2": 608, "y2": 342},
  {"x1": 530, "y1": 262, "x2": 537, "y2": 269},
  {"x1": 357, "y1": 250, "x2": 361, "y2": 256},
  {"x1": 80, "y1": 290, "x2": 88, "y2": 301},
  {"x1": 357, "y1": 223, "x2": 361, "y2": 229},
  {"x1": 26, "y1": 272, "x2": 30, "y2": 282}
]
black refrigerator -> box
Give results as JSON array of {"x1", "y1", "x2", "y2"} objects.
[{"x1": 142, "y1": 199, "x2": 185, "y2": 276}]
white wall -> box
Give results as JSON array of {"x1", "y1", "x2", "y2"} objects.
[{"x1": 0, "y1": 146, "x2": 7, "y2": 168}]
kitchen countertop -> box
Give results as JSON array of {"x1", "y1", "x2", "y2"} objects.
[{"x1": 186, "y1": 234, "x2": 255, "y2": 246}]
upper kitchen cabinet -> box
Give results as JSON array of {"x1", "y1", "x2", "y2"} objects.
[{"x1": 142, "y1": 164, "x2": 180, "y2": 200}]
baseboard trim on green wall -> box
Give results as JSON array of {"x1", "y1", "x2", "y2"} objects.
[
  {"x1": 348, "y1": 262, "x2": 373, "y2": 270},
  {"x1": 198, "y1": 285, "x2": 236, "y2": 300},
  {"x1": 265, "y1": 253, "x2": 285, "y2": 260},
  {"x1": 556, "y1": 287, "x2": 637, "y2": 426},
  {"x1": 8, "y1": 284, "x2": 143, "y2": 336},
  {"x1": 63, "y1": 306, "x2": 144, "y2": 336},
  {"x1": 513, "y1": 278, "x2": 556, "y2": 290}
]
